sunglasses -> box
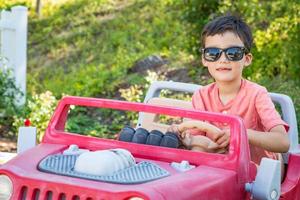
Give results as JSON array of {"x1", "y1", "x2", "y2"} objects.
[{"x1": 201, "y1": 46, "x2": 249, "y2": 62}]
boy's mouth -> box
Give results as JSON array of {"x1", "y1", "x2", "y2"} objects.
[{"x1": 216, "y1": 67, "x2": 232, "y2": 71}]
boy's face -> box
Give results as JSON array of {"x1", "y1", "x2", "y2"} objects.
[{"x1": 202, "y1": 31, "x2": 252, "y2": 83}]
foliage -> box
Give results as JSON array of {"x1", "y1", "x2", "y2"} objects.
[
  {"x1": 217, "y1": 0, "x2": 300, "y2": 81},
  {"x1": 0, "y1": 55, "x2": 23, "y2": 140},
  {"x1": 26, "y1": 0, "x2": 192, "y2": 98},
  {"x1": 0, "y1": 67, "x2": 23, "y2": 139},
  {"x1": 259, "y1": 77, "x2": 300, "y2": 132},
  {"x1": 1, "y1": 0, "x2": 299, "y2": 139},
  {"x1": 0, "y1": 0, "x2": 71, "y2": 16},
  {"x1": 181, "y1": 0, "x2": 300, "y2": 131},
  {"x1": 66, "y1": 106, "x2": 133, "y2": 139},
  {"x1": 0, "y1": 0, "x2": 30, "y2": 10},
  {"x1": 119, "y1": 70, "x2": 166, "y2": 124},
  {"x1": 65, "y1": 106, "x2": 113, "y2": 138},
  {"x1": 0, "y1": 70, "x2": 22, "y2": 116},
  {"x1": 13, "y1": 91, "x2": 57, "y2": 141},
  {"x1": 173, "y1": 0, "x2": 220, "y2": 54}
]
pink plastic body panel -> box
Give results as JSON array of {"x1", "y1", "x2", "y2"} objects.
[
  {"x1": 1, "y1": 96, "x2": 299, "y2": 200},
  {"x1": 281, "y1": 153, "x2": 300, "y2": 199}
]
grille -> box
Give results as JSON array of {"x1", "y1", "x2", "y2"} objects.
[{"x1": 18, "y1": 186, "x2": 92, "y2": 200}]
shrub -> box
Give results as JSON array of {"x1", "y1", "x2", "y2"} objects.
[
  {"x1": 0, "y1": 67, "x2": 23, "y2": 139},
  {"x1": 259, "y1": 77, "x2": 300, "y2": 133},
  {"x1": 0, "y1": 70, "x2": 22, "y2": 116},
  {"x1": 13, "y1": 91, "x2": 57, "y2": 141},
  {"x1": 174, "y1": 0, "x2": 219, "y2": 54},
  {"x1": 65, "y1": 106, "x2": 126, "y2": 139},
  {"x1": 218, "y1": 0, "x2": 300, "y2": 81}
]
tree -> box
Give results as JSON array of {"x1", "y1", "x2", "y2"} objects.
[{"x1": 36, "y1": 0, "x2": 42, "y2": 17}]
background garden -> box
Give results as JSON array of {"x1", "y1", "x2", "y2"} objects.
[{"x1": 0, "y1": 0, "x2": 299, "y2": 151}]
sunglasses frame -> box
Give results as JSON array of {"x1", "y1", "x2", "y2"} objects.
[{"x1": 201, "y1": 46, "x2": 249, "y2": 62}]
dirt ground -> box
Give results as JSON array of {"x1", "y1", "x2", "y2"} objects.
[
  {"x1": 0, "y1": 123, "x2": 17, "y2": 152},
  {"x1": 0, "y1": 139, "x2": 17, "y2": 153}
]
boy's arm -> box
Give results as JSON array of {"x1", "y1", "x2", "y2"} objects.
[{"x1": 247, "y1": 125, "x2": 290, "y2": 153}]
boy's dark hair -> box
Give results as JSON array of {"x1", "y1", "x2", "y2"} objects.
[{"x1": 201, "y1": 14, "x2": 253, "y2": 51}]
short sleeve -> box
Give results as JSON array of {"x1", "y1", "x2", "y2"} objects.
[
  {"x1": 255, "y1": 88, "x2": 289, "y2": 132},
  {"x1": 192, "y1": 89, "x2": 205, "y2": 110}
]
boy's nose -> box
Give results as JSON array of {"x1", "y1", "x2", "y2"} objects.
[{"x1": 218, "y1": 52, "x2": 229, "y2": 62}]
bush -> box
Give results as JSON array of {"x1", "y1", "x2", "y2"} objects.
[
  {"x1": 0, "y1": 55, "x2": 23, "y2": 139},
  {"x1": 13, "y1": 91, "x2": 57, "y2": 141},
  {"x1": 218, "y1": 0, "x2": 300, "y2": 81},
  {"x1": 0, "y1": 68, "x2": 23, "y2": 139},
  {"x1": 259, "y1": 77, "x2": 300, "y2": 133},
  {"x1": 0, "y1": 0, "x2": 30, "y2": 10},
  {"x1": 0, "y1": 70, "x2": 22, "y2": 116},
  {"x1": 66, "y1": 106, "x2": 126, "y2": 139},
  {"x1": 174, "y1": 0, "x2": 219, "y2": 54}
]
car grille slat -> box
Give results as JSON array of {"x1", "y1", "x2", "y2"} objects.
[
  {"x1": 45, "y1": 191, "x2": 53, "y2": 200},
  {"x1": 58, "y1": 193, "x2": 66, "y2": 200},
  {"x1": 16, "y1": 185, "x2": 97, "y2": 200},
  {"x1": 32, "y1": 188, "x2": 40, "y2": 200},
  {"x1": 19, "y1": 186, "x2": 28, "y2": 200}
]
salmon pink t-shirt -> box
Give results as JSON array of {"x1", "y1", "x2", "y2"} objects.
[{"x1": 192, "y1": 79, "x2": 289, "y2": 165}]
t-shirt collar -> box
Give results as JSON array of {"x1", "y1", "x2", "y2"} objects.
[{"x1": 214, "y1": 79, "x2": 245, "y2": 111}]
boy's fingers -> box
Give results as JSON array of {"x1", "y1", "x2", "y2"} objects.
[
  {"x1": 216, "y1": 132, "x2": 230, "y2": 147},
  {"x1": 219, "y1": 140, "x2": 229, "y2": 148},
  {"x1": 211, "y1": 130, "x2": 225, "y2": 142},
  {"x1": 179, "y1": 131, "x2": 186, "y2": 139},
  {"x1": 185, "y1": 132, "x2": 191, "y2": 138},
  {"x1": 207, "y1": 127, "x2": 226, "y2": 139},
  {"x1": 179, "y1": 126, "x2": 189, "y2": 133},
  {"x1": 168, "y1": 124, "x2": 180, "y2": 134},
  {"x1": 216, "y1": 135, "x2": 226, "y2": 145},
  {"x1": 181, "y1": 130, "x2": 193, "y2": 140},
  {"x1": 179, "y1": 120, "x2": 221, "y2": 135},
  {"x1": 181, "y1": 132, "x2": 192, "y2": 147}
]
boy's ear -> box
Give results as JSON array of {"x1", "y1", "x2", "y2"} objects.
[{"x1": 244, "y1": 53, "x2": 253, "y2": 67}]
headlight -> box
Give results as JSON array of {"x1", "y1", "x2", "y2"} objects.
[{"x1": 0, "y1": 175, "x2": 13, "y2": 200}]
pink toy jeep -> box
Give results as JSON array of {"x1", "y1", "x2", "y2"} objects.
[{"x1": 0, "y1": 81, "x2": 299, "y2": 200}]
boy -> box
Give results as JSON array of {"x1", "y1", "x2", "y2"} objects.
[{"x1": 170, "y1": 14, "x2": 290, "y2": 166}]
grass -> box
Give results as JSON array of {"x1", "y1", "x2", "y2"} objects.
[
  {"x1": 1, "y1": 0, "x2": 299, "y2": 137},
  {"x1": 26, "y1": 0, "x2": 193, "y2": 97}
]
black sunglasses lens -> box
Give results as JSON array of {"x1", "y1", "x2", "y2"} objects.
[
  {"x1": 204, "y1": 48, "x2": 221, "y2": 61},
  {"x1": 225, "y1": 47, "x2": 244, "y2": 61}
]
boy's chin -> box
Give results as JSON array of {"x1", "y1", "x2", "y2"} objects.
[
  {"x1": 213, "y1": 76, "x2": 236, "y2": 82},
  {"x1": 213, "y1": 76, "x2": 242, "y2": 84}
]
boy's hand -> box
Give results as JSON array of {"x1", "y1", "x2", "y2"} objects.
[
  {"x1": 180, "y1": 131, "x2": 193, "y2": 148},
  {"x1": 167, "y1": 124, "x2": 180, "y2": 134},
  {"x1": 168, "y1": 121, "x2": 230, "y2": 150},
  {"x1": 214, "y1": 129, "x2": 230, "y2": 148},
  {"x1": 167, "y1": 124, "x2": 197, "y2": 148},
  {"x1": 178, "y1": 120, "x2": 223, "y2": 142}
]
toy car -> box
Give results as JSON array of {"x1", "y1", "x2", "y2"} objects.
[{"x1": 0, "y1": 81, "x2": 299, "y2": 200}]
